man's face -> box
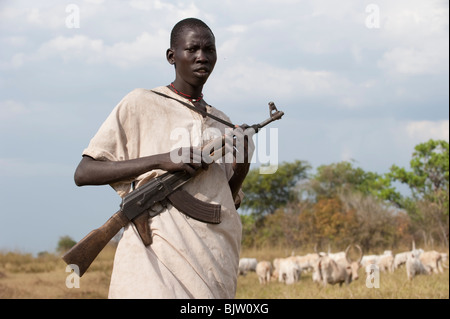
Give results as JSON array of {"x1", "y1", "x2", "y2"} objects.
[{"x1": 168, "y1": 27, "x2": 217, "y2": 88}]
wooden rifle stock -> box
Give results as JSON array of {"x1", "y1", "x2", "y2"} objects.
[{"x1": 62, "y1": 210, "x2": 128, "y2": 277}]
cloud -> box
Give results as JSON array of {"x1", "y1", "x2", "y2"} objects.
[
  {"x1": 4, "y1": 31, "x2": 169, "y2": 69},
  {"x1": 376, "y1": 0, "x2": 449, "y2": 76},
  {"x1": 209, "y1": 58, "x2": 365, "y2": 111},
  {"x1": 378, "y1": 46, "x2": 448, "y2": 75},
  {"x1": 405, "y1": 120, "x2": 449, "y2": 141}
]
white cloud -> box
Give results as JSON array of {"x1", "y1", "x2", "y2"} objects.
[
  {"x1": 405, "y1": 120, "x2": 449, "y2": 142},
  {"x1": 376, "y1": 0, "x2": 449, "y2": 76},
  {"x1": 5, "y1": 31, "x2": 168, "y2": 69},
  {"x1": 378, "y1": 46, "x2": 448, "y2": 75},
  {"x1": 210, "y1": 59, "x2": 364, "y2": 110}
]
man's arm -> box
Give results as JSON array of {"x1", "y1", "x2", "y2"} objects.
[
  {"x1": 74, "y1": 148, "x2": 204, "y2": 187},
  {"x1": 228, "y1": 128, "x2": 255, "y2": 207},
  {"x1": 228, "y1": 162, "x2": 250, "y2": 204}
]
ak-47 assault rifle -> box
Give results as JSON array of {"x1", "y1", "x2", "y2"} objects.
[{"x1": 62, "y1": 102, "x2": 284, "y2": 277}]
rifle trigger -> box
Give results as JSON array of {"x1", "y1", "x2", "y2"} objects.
[{"x1": 148, "y1": 199, "x2": 168, "y2": 216}]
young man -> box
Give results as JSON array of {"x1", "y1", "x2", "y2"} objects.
[{"x1": 74, "y1": 18, "x2": 254, "y2": 298}]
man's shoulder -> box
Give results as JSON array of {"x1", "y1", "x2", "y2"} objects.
[
  {"x1": 208, "y1": 104, "x2": 232, "y2": 123},
  {"x1": 119, "y1": 87, "x2": 169, "y2": 106},
  {"x1": 126, "y1": 87, "x2": 165, "y2": 99}
]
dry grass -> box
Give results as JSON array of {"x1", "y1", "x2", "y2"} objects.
[
  {"x1": 0, "y1": 245, "x2": 448, "y2": 299},
  {"x1": 0, "y1": 245, "x2": 115, "y2": 299}
]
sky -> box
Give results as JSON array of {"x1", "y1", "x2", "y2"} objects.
[{"x1": 0, "y1": 0, "x2": 448, "y2": 255}]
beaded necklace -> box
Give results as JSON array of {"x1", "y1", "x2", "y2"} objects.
[{"x1": 170, "y1": 83, "x2": 203, "y2": 102}]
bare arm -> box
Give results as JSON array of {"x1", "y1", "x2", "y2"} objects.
[
  {"x1": 74, "y1": 148, "x2": 204, "y2": 187},
  {"x1": 228, "y1": 162, "x2": 250, "y2": 201}
]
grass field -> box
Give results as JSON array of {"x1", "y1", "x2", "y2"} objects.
[{"x1": 1, "y1": 245, "x2": 448, "y2": 299}]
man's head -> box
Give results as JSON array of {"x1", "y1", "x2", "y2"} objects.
[
  {"x1": 170, "y1": 18, "x2": 215, "y2": 49},
  {"x1": 167, "y1": 18, "x2": 217, "y2": 90}
]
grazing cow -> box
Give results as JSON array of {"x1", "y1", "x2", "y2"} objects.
[
  {"x1": 420, "y1": 250, "x2": 443, "y2": 274},
  {"x1": 406, "y1": 251, "x2": 428, "y2": 280},
  {"x1": 294, "y1": 253, "x2": 321, "y2": 272},
  {"x1": 313, "y1": 245, "x2": 363, "y2": 287},
  {"x1": 238, "y1": 258, "x2": 258, "y2": 276},
  {"x1": 395, "y1": 246, "x2": 424, "y2": 270},
  {"x1": 256, "y1": 261, "x2": 273, "y2": 284},
  {"x1": 394, "y1": 251, "x2": 409, "y2": 270},
  {"x1": 362, "y1": 250, "x2": 394, "y2": 272},
  {"x1": 278, "y1": 256, "x2": 301, "y2": 285},
  {"x1": 377, "y1": 252, "x2": 394, "y2": 273}
]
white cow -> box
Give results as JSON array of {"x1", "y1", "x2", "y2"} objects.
[
  {"x1": 377, "y1": 252, "x2": 394, "y2": 273},
  {"x1": 278, "y1": 256, "x2": 301, "y2": 285},
  {"x1": 406, "y1": 251, "x2": 428, "y2": 280},
  {"x1": 420, "y1": 250, "x2": 444, "y2": 274},
  {"x1": 313, "y1": 245, "x2": 363, "y2": 287},
  {"x1": 394, "y1": 251, "x2": 409, "y2": 270},
  {"x1": 238, "y1": 258, "x2": 258, "y2": 276},
  {"x1": 395, "y1": 246, "x2": 424, "y2": 270},
  {"x1": 256, "y1": 261, "x2": 273, "y2": 284},
  {"x1": 294, "y1": 253, "x2": 321, "y2": 272}
]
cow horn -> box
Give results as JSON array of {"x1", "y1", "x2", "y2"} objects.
[
  {"x1": 345, "y1": 245, "x2": 352, "y2": 263},
  {"x1": 355, "y1": 244, "x2": 363, "y2": 263},
  {"x1": 345, "y1": 244, "x2": 363, "y2": 264}
]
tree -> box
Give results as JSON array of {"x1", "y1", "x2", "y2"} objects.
[
  {"x1": 389, "y1": 139, "x2": 449, "y2": 247},
  {"x1": 308, "y1": 161, "x2": 399, "y2": 203},
  {"x1": 57, "y1": 235, "x2": 76, "y2": 253},
  {"x1": 240, "y1": 160, "x2": 311, "y2": 218}
]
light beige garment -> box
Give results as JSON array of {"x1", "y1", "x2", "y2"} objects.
[{"x1": 82, "y1": 86, "x2": 242, "y2": 299}]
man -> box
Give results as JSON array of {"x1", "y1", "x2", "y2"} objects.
[{"x1": 74, "y1": 18, "x2": 254, "y2": 298}]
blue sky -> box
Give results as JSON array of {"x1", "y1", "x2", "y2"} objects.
[{"x1": 0, "y1": 0, "x2": 448, "y2": 254}]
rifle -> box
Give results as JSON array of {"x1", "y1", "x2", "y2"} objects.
[{"x1": 62, "y1": 102, "x2": 284, "y2": 277}]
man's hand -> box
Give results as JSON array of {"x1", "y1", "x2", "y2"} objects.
[
  {"x1": 164, "y1": 146, "x2": 207, "y2": 175},
  {"x1": 224, "y1": 125, "x2": 256, "y2": 164}
]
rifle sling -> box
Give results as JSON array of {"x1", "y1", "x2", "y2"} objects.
[{"x1": 151, "y1": 90, "x2": 235, "y2": 129}]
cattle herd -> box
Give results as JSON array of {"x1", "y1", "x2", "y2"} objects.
[{"x1": 238, "y1": 243, "x2": 448, "y2": 287}]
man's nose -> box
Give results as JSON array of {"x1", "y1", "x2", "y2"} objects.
[{"x1": 195, "y1": 49, "x2": 208, "y2": 62}]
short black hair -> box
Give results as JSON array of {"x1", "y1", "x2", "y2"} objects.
[{"x1": 170, "y1": 18, "x2": 215, "y2": 48}]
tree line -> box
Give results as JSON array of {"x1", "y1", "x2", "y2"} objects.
[{"x1": 240, "y1": 139, "x2": 449, "y2": 252}]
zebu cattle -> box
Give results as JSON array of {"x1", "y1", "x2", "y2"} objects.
[
  {"x1": 420, "y1": 250, "x2": 443, "y2": 274},
  {"x1": 377, "y1": 251, "x2": 394, "y2": 273},
  {"x1": 406, "y1": 251, "x2": 428, "y2": 280},
  {"x1": 294, "y1": 253, "x2": 321, "y2": 272},
  {"x1": 278, "y1": 256, "x2": 301, "y2": 285},
  {"x1": 394, "y1": 251, "x2": 409, "y2": 270},
  {"x1": 313, "y1": 245, "x2": 363, "y2": 287},
  {"x1": 256, "y1": 261, "x2": 273, "y2": 284},
  {"x1": 238, "y1": 258, "x2": 258, "y2": 276},
  {"x1": 395, "y1": 241, "x2": 424, "y2": 270}
]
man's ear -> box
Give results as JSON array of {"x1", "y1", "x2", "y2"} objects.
[{"x1": 166, "y1": 48, "x2": 175, "y2": 66}]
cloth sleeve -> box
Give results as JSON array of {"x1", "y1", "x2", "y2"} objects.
[{"x1": 82, "y1": 95, "x2": 134, "y2": 196}]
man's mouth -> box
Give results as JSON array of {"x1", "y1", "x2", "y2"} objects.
[{"x1": 194, "y1": 68, "x2": 209, "y2": 74}]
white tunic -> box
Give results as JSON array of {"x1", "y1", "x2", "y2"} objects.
[{"x1": 82, "y1": 86, "x2": 242, "y2": 298}]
